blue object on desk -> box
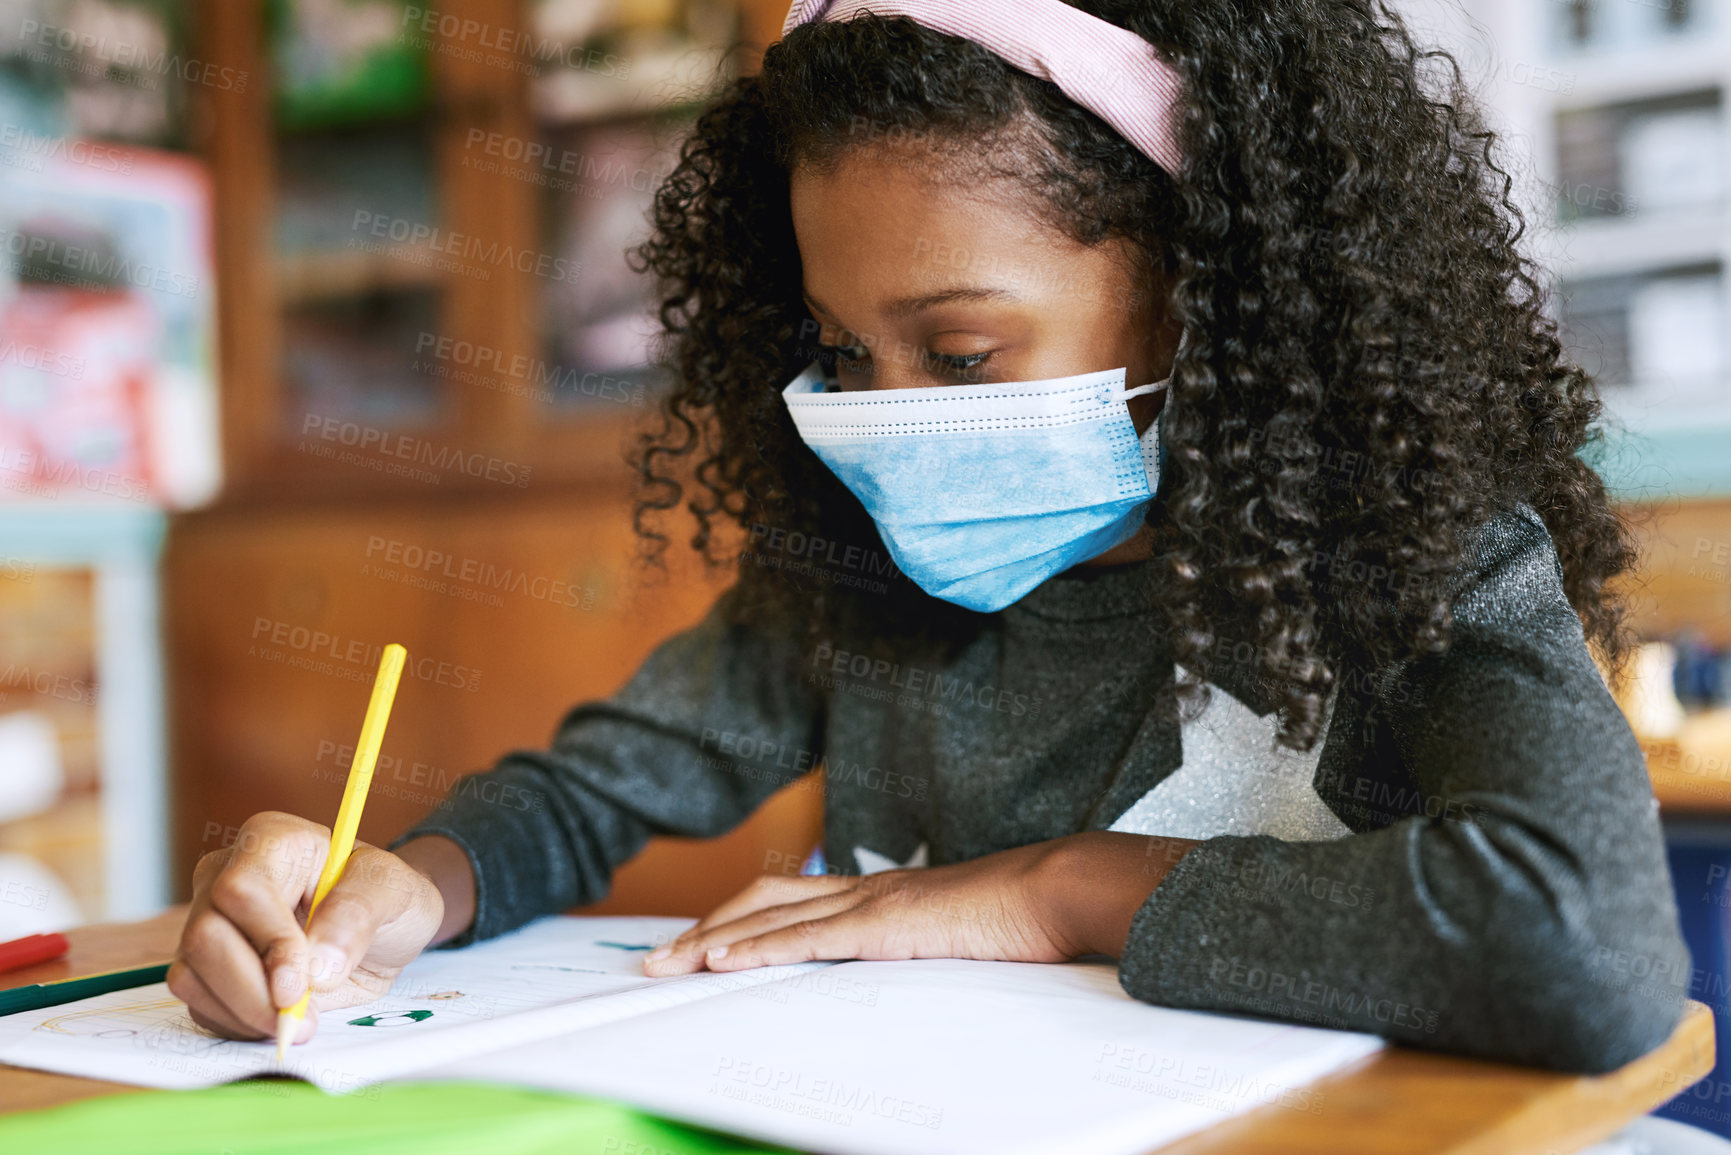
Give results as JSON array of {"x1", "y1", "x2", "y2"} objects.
[{"x1": 1657, "y1": 831, "x2": 1731, "y2": 1137}]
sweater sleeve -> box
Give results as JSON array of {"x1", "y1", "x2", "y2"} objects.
[
  {"x1": 1116, "y1": 506, "x2": 1691, "y2": 1073},
  {"x1": 387, "y1": 582, "x2": 826, "y2": 948}
]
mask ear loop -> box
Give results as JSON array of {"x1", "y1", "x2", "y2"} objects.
[
  {"x1": 1123, "y1": 378, "x2": 1167, "y2": 400},
  {"x1": 1121, "y1": 324, "x2": 1188, "y2": 401},
  {"x1": 1149, "y1": 329, "x2": 1190, "y2": 502},
  {"x1": 1123, "y1": 324, "x2": 1187, "y2": 497}
]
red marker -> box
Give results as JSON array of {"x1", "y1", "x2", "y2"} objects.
[{"x1": 0, "y1": 933, "x2": 70, "y2": 975}]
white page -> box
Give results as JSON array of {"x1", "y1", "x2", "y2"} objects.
[
  {"x1": 414, "y1": 956, "x2": 1385, "y2": 1155},
  {"x1": 0, "y1": 916, "x2": 829, "y2": 1091}
]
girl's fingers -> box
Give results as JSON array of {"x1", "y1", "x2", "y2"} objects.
[
  {"x1": 300, "y1": 846, "x2": 413, "y2": 993},
  {"x1": 168, "y1": 956, "x2": 313, "y2": 1044},
  {"x1": 706, "y1": 910, "x2": 871, "y2": 971},
  {"x1": 172, "y1": 907, "x2": 282, "y2": 1037},
  {"x1": 167, "y1": 957, "x2": 256, "y2": 1040},
  {"x1": 646, "y1": 888, "x2": 861, "y2": 976},
  {"x1": 202, "y1": 818, "x2": 328, "y2": 1009},
  {"x1": 184, "y1": 1002, "x2": 248, "y2": 1042},
  {"x1": 697, "y1": 874, "x2": 855, "y2": 932},
  {"x1": 660, "y1": 875, "x2": 855, "y2": 956}
]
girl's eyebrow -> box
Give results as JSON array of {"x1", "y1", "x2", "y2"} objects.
[{"x1": 802, "y1": 286, "x2": 1020, "y2": 321}]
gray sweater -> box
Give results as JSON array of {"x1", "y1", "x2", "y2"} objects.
[{"x1": 390, "y1": 504, "x2": 1690, "y2": 1074}]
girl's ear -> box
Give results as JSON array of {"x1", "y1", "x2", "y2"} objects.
[
  {"x1": 1140, "y1": 280, "x2": 1183, "y2": 385},
  {"x1": 1120, "y1": 244, "x2": 1178, "y2": 363}
]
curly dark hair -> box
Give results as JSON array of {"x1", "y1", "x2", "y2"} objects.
[{"x1": 628, "y1": 0, "x2": 1635, "y2": 750}]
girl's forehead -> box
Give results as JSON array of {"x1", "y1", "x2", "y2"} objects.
[
  {"x1": 790, "y1": 132, "x2": 1040, "y2": 206},
  {"x1": 792, "y1": 154, "x2": 1084, "y2": 268},
  {"x1": 790, "y1": 155, "x2": 1146, "y2": 313}
]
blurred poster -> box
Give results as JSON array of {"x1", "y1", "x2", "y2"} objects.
[
  {"x1": 538, "y1": 117, "x2": 685, "y2": 410},
  {"x1": 0, "y1": 143, "x2": 218, "y2": 507}
]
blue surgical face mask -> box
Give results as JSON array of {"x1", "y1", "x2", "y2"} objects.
[{"x1": 781, "y1": 361, "x2": 1167, "y2": 613}]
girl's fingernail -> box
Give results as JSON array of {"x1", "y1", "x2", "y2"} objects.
[
  {"x1": 707, "y1": 945, "x2": 729, "y2": 961},
  {"x1": 646, "y1": 948, "x2": 669, "y2": 961}
]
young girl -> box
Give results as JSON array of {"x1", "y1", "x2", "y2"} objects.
[{"x1": 172, "y1": 0, "x2": 1689, "y2": 1076}]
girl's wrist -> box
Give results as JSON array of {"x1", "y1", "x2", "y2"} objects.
[
  {"x1": 1037, "y1": 832, "x2": 1202, "y2": 959},
  {"x1": 396, "y1": 834, "x2": 475, "y2": 948}
]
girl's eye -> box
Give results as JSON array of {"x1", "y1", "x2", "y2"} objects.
[
  {"x1": 820, "y1": 342, "x2": 872, "y2": 365},
  {"x1": 926, "y1": 351, "x2": 989, "y2": 377},
  {"x1": 817, "y1": 342, "x2": 997, "y2": 379},
  {"x1": 817, "y1": 343, "x2": 873, "y2": 386}
]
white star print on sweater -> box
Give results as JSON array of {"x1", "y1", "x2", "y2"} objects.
[{"x1": 1107, "y1": 674, "x2": 1351, "y2": 842}]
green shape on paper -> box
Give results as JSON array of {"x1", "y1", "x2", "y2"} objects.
[
  {"x1": 0, "y1": 1079, "x2": 800, "y2": 1155},
  {"x1": 347, "y1": 1009, "x2": 433, "y2": 1027}
]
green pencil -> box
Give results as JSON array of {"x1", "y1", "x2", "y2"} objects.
[{"x1": 0, "y1": 962, "x2": 170, "y2": 1017}]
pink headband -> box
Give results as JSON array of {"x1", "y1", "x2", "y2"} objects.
[{"x1": 780, "y1": 0, "x2": 1184, "y2": 173}]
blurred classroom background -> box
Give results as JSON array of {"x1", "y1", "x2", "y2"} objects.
[
  {"x1": 0, "y1": 0, "x2": 810, "y2": 940},
  {"x1": 0, "y1": 0, "x2": 1729, "y2": 1129}
]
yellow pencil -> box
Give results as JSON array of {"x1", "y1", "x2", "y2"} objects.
[{"x1": 275, "y1": 643, "x2": 407, "y2": 1060}]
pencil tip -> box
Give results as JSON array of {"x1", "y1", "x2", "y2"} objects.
[{"x1": 275, "y1": 1011, "x2": 295, "y2": 1061}]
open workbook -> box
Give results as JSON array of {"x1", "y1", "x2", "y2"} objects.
[{"x1": 0, "y1": 916, "x2": 1384, "y2": 1155}]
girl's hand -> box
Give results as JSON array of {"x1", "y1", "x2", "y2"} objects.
[
  {"x1": 167, "y1": 811, "x2": 446, "y2": 1044},
  {"x1": 641, "y1": 831, "x2": 1199, "y2": 976}
]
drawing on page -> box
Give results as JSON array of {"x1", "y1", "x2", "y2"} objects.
[
  {"x1": 0, "y1": 919, "x2": 844, "y2": 1094},
  {"x1": 38, "y1": 995, "x2": 242, "y2": 1064},
  {"x1": 512, "y1": 964, "x2": 609, "y2": 973},
  {"x1": 38, "y1": 996, "x2": 190, "y2": 1040},
  {"x1": 348, "y1": 1010, "x2": 434, "y2": 1027}
]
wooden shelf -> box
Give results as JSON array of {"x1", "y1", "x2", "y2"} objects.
[
  {"x1": 184, "y1": 0, "x2": 802, "y2": 500},
  {"x1": 274, "y1": 246, "x2": 449, "y2": 304},
  {"x1": 529, "y1": 43, "x2": 730, "y2": 125}
]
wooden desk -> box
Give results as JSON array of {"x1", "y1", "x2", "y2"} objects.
[
  {"x1": 0, "y1": 909, "x2": 1715, "y2": 1153},
  {"x1": 1645, "y1": 710, "x2": 1731, "y2": 815}
]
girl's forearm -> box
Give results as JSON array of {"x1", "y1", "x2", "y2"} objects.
[
  {"x1": 396, "y1": 834, "x2": 478, "y2": 947},
  {"x1": 1039, "y1": 831, "x2": 1202, "y2": 959},
  {"x1": 396, "y1": 828, "x2": 1196, "y2": 958}
]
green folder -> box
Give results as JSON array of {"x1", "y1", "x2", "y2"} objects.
[{"x1": 0, "y1": 1079, "x2": 801, "y2": 1155}]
